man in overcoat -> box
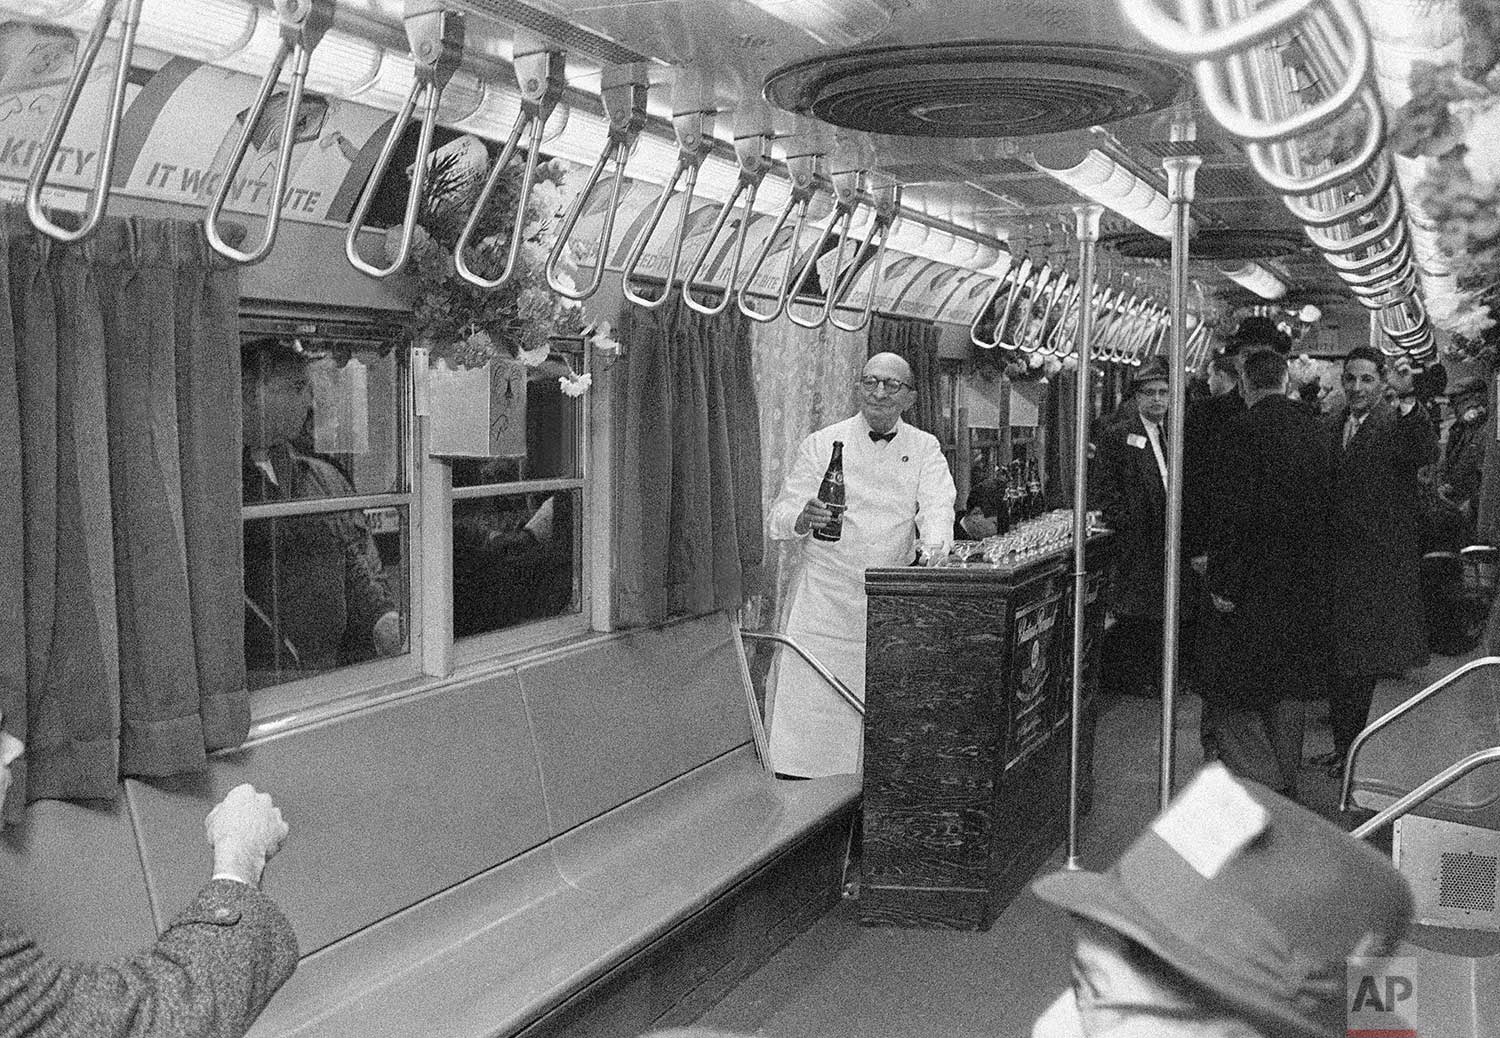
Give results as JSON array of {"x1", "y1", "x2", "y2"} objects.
[
  {"x1": 1202, "y1": 350, "x2": 1334, "y2": 797},
  {"x1": 1318, "y1": 346, "x2": 1438, "y2": 772},
  {"x1": 1096, "y1": 358, "x2": 1172, "y2": 698}
]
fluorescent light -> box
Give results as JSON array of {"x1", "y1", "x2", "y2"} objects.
[
  {"x1": 1218, "y1": 261, "x2": 1287, "y2": 300},
  {"x1": 743, "y1": 0, "x2": 896, "y2": 48},
  {"x1": 1029, "y1": 148, "x2": 1174, "y2": 238}
]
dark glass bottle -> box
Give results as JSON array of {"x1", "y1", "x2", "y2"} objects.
[
  {"x1": 1007, "y1": 461, "x2": 1026, "y2": 525},
  {"x1": 1025, "y1": 460, "x2": 1043, "y2": 519},
  {"x1": 813, "y1": 441, "x2": 845, "y2": 543},
  {"x1": 995, "y1": 466, "x2": 1012, "y2": 534}
]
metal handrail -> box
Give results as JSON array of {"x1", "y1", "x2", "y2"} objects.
[
  {"x1": 1245, "y1": 92, "x2": 1386, "y2": 196},
  {"x1": 454, "y1": 34, "x2": 565, "y2": 290},
  {"x1": 1320, "y1": 215, "x2": 1408, "y2": 272},
  {"x1": 1351, "y1": 747, "x2": 1500, "y2": 840},
  {"x1": 205, "y1": 0, "x2": 335, "y2": 265},
  {"x1": 970, "y1": 262, "x2": 1020, "y2": 349},
  {"x1": 828, "y1": 184, "x2": 900, "y2": 334},
  {"x1": 1047, "y1": 280, "x2": 1084, "y2": 355},
  {"x1": 736, "y1": 153, "x2": 822, "y2": 323},
  {"x1": 1283, "y1": 156, "x2": 1394, "y2": 227},
  {"x1": 1022, "y1": 267, "x2": 1072, "y2": 354},
  {"x1": 620, "y1": 104, "x2": 717, "y2": 309},
  {"x1": 1009, "y1": 262, "x2": 1056, "y2": 353},
  {"x1": 787, "y1": 168, "x2": 865, "y2": 329},
  {"x1": 25, "y1": 0, "x2": 143, "y2": 243},
  {"x1": 344, "y1": 1, "x2": 463, "y2": 278},
  {"x1": 994, "y1": 256, "x2": 1036, "y2": 348},
  {"x1": 545, "y1": 64, "x2": 649, "y2": 300},
  {"x1": 680, "y1": 131, "x2": 774, "y2": 316},
  {"x1": 1116, "y1": 0, "x2": 1322, "y2": 61},
  {"x1": 739, "y1": 630, "x2": 864, "y2": 716},
  {"x1": 1337, "y1": 656, "x2": 1500, "y2": 812}
]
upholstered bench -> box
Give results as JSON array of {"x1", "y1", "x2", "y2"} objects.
[{"x1": 0, "y1": 611, "x2": 857, "y2": 1038}]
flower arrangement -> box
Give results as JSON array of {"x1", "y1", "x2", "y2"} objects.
[
  {"x1": 1390, "y1": 0, "x2": 1500, "y2": 362},
  {"x1": 394, "y1": 134, "x2": 587, "y2": 370}
]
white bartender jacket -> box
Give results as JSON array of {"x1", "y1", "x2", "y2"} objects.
[{"x1": 766, "y1": 414, "x2": 956, "y2": 777}]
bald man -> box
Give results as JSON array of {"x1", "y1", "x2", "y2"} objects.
[{"x1": 766, "y1": 352, "x2": 956, "y2": 778}]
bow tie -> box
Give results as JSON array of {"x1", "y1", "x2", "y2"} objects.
[{"x1": 869, "y1": 429, "x2": 896, "y2": 444}]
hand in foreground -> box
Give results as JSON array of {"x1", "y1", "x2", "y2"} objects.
[
  {"x1": 205, "y1": 784, "x2": 288, "y2": 888},
  {"x1": 793, "y1": 498, "x2": 836, "y2": 535},
  {"x1": 1211, "y1": 593, "x2": 1236, "y2": 614}
]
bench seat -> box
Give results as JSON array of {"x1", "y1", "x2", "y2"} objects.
[{"x1": 253, "y1": 748, "x2": 857, "y2": 1038}]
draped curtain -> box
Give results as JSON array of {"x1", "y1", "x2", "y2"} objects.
[
  {"x1": 612, "y1": 295, "x2": 763, "y2": 628},
  {"x1": 745, "y1": 302, "x2": 868, "y2": 631},
  {"x1": 0, "y1": 208, "x2": 246, "y2": 812},
  {"x1": 867, "y1": 313, "x2": 940, "y2": 433}
]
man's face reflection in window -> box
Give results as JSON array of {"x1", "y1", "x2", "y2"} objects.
[{"x1": 244, "y1": 346, "x2": 313, "y2": 453}]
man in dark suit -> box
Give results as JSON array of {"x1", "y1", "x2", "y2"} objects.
[
  {"x1": 954, "y1": 479, "x2": 1005, "y2": 540},
  {"x1": 0, "y1": 722, "x2": 297, "y2": 1037},
  {"x1": 1202, "y1": 350, "x2": 1334, "y2": 797},
  {"x1": 1182, "y1": 353, "x2": 1246, "y2": 562},
  {"x1": 1097, "y1": 358, "x2": 1172, "y2": 697},
  {"x1": 1437, "y1": 375, "x2": 1488, "y2": 544},
  {"x1": 1317, "y1": 346, "x2": 1438, "y2": 773}
]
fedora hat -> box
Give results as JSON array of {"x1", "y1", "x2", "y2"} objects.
[
  {"x1": 1131, "y1": 357, "x2": 1171, "y2": 385},
  {"x1": 1033, "y1": 764, "x2": 1412, "y2": 1037}
]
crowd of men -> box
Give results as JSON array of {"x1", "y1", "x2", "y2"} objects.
[{"x1": 1096, "y1": 316, "x2": 1491, "y2": 800}]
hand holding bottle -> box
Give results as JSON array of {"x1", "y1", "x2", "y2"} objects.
[{"x1": 794, "y1": 499, "x2": 840, "y2": 535}]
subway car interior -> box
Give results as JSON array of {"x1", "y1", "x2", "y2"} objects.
[{"x1": 3, "y1": 0, "x2": 1500, "y2": 1035}]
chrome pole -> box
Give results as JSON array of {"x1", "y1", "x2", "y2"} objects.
[
  {"x1": 1066, "y1": 202, "x2": 1103, "y2": 870},
  {"x1": 1160, "y1": 131, "x2": 1201, "y2": 811}
]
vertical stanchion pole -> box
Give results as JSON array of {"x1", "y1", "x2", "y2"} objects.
[
  {"x1": 1065, "y1": 202, "x2": 1104, "y2": 871},
  {"x1": 1159, "y1": 132, "x2": 1201, "y2": 811}
]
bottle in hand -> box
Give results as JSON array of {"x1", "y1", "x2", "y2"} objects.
[{"x1": 814, "y1": 441, "x2": 845, "y2": 543}]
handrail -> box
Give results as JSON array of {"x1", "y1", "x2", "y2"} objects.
[
  {"x1": 828, "y1": 184, "x2": 900, "y2": 333},
  {"x1": 205, "y1": 0, "x2": 335, "y2": 264},
  {"x1": 1337, "y1": 656, "x2": 1500, "y2": 812},
  {"x1": 970, "y1": 263, "x2": 1019, "y2": 349},
  {"x1": 737, "y1": 147, "x2": 824, "y2": 323},
  {"x1": 545, "y1": 64, "x2": 649, "y2": 300},
  {"x1": 25, "y1": 0, "x2": 143, "y2": 243},
  {"x1": 1047, "y1": 280, "x2": 1084, "y2": 355},
  {"x1": 786, "y1": 168, "x2": 865, "y2": 329},
  {"x1": 1009, "y1": 262, "x2": 1055, "y2": 352},
  {"x1": 344, "y1": 1, "x2": 463, "y2": 278},
  {"x1": 620, "y1": 96, "x2": 717, "y2": 309},
  {"x1": 1116, "y1": 0, "x2": 1322, "y2": 61},
  {"x1": 994, "y1": 256, "x2": 1035, "y2": 348},
  {"x1": 454, "y1": 32, "x2": 565, "y2": 289},
  {"x1": 681, "y1": 130, "x2": 774, "y2": 316},
  {"x1": 1245, "y1": 93, "x2": 1386, "y2": 196},
  {"x1": 1023, "y1": 267, "x2": 1071, "y2": 354},
  {"x1": 1351, "y1": 747, "x2": 1500, "y2": 840},
  {"x1": 739, "y1": 630, "x2": 864, "y2": 717},
  {"x1": 1282, "y1": 157, "x2": 1394, "y2": 227}
]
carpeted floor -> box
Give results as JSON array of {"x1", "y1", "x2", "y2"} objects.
[{"x1": 688, "y1": 656, "x2": 1467, "y2": 1038}]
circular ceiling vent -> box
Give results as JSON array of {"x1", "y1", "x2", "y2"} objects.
[
  {"x1": 763, "y1": 43, "x2": 1185, "y2": 138},
  {"x1": 1102, "y1": 228, "x2": 1308, "y2": 260}
]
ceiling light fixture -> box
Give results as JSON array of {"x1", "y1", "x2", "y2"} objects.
[
  {"x1": 1028, "y1": 146, "x2": 1174, "y2": 239},
  {"x1": 1218, "y1": 261, "x2": 1287, "y2": 301}
]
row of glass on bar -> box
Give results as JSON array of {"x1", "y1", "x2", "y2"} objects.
[{"x1": 933, "y1": 509, "x2": 1106, "y2": 568}]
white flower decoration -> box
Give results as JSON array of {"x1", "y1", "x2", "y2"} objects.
[
  {"x1": 589, "y1": 320, "x2": 624, "y2": 357},
  {"x1": 559, "y1": 371, "x2": 593, "y2": 397},
  {"x1": 517, "y1": 342, "x2": 552, "y2": 367},
  {"x1": 1460, "y1": 99, "x2": 1500, "y2": 187}
]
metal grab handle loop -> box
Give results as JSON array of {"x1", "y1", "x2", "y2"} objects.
[
  {"x1": 1282, "y1": 154, "x2": 1394, "y2": 227},
  {"x1": 621, "y1": 106, "x2": 717, "y2": 309},
  {"x1": 682, "y1": 133, "x2": 773, "y2": 316},
  {"x1": 455, "y1": 41, "x2": 566, "y2": 290},
  {"x1": 1244, "y1": 92, "x2": 1386, "y2": 196},
  {"x1": 1012, "y1": 263, "x2": 1056, "y2": 353},
  {"x1": 994, "y1": 257, "x2": 1035, "y2": 348},
  {"x1": 1116, "y1": 0, "x2": 1321, "y2": 61},
  {"x1": 546, "y1": 66, "x2": 648, "y2": 301},
  {"x1": 1196, "y1": 2, "x2": 1370, "y2": 144},
  {"x1": 26, "y1": 0, "x2": 143, "y2": 243},
  {"x1": 1047, "y1": 282, "x2": 1084, "y2": 355},
  {"x1": 1030, "y1": 269, "x2": 1073, "y2": 354},
  {"x1": 206, "y1": 0, "x2": 335, "y2": 264},
  {"x1": 970, "y1": 262, "x2": 1019, "y2": 349},
  {"x1": 1308, "y1": 194, "x2": 1404, "y2": 257},
  {"x1": 344, "y1": 3, "x2": 463, "y2": 279},
  {"x1": 829, "y1": 186, "x2": 900, "y2": 334},
  {"x1": 787, "y1": 169, "x2": 863, "y2": 330},
  {"x1": 736, "y1": 194, "x2": 808, "y2": 323}
]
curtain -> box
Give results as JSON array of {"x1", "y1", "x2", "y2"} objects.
[
  {"x1": 868, "y1": 313, "x2": 940, "y2": 433},
  {"x1": 0, "y1": 208, "x2": 246, "y2": 810},
  {"x1": 612, "y1": 295, "x2": 763, "y2": 629},
  {"x1": 745, "y1": 303, "x2": 868, "y2": 632}
]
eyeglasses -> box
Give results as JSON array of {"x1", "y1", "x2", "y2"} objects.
[{"x1": 859, "y1": 376, "x2": 914, "y2": 394}]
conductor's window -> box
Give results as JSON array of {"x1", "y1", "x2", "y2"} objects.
[
  {"x1": 448, "y1": 343, "x2": 586, "y2": 648},
  {"x1": 240, "y1": 336, "x2": 410, "y2": 691}
]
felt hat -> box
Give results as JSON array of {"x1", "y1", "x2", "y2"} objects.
[
  {"x1": 1131, "y1": 357, "x2": 1171, "y2": 385},
  {"x1": 1032, "y1": 764, "x2": 1412, "y2": 1037}
]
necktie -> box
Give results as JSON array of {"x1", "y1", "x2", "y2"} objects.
[
  {"x1": 1343, "y1": 415, "x2": 1359, "y2": 449},
  {"x1": 869, "y1": 429, "x2": 896, "y2": 444}
]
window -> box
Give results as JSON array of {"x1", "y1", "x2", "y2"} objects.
[
  {"x1": 449, "y1": 342, "x2": 587, "y2": 652},
  {"x1": 240, "y1": 320, "x2": 412, "y2": 693}
]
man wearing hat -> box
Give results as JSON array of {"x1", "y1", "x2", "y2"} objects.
[
  {"x1": 1438, "y1": 375, "x2": 1489, "y2": 536},
  {"x1": 1031, "y1": 763, "x2": 1413, "y2": 1037},
  {"x1": 1096, "y1": 357, "x2": 1174, "y2": 698}
]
